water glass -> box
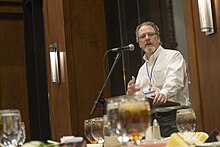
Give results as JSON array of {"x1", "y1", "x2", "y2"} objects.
[
  {"x1": 91, "y1": 117, "x2": 104, "y2": 144},
  {"x1": 105, "y1": 95, "x2": 129, "y2": 144},
  {"x1": 103, "y1": 115, "x2": 112, "y2": 137},
  {"x1": 84, "y1": 119, "x2": 97, "y2": 144},
  {"x1": 103, "y1": 114, "x2": 122, "y2": 147},
  {"x1": 106, "y1": 95, "x2": 127, "y2": 135},
  {"x1": 0, "y1": 109, "x2": 21, "y2": 147},
  {"x1": 18, "y1": 122, "x2": 26, "y2": 146},
  {"x1": 176, "y1": 108, "x2": 196, "y2": 133}
]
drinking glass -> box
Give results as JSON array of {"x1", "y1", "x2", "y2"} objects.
[
  {"x1": 18, "y1": 122, "x2": 26, "y2": 146},
  {"x1": 106, "y1": 96, "x2": 127, "y2": 135},
  {"x1": 103, "y1": 115, "x2": 111, "y2": 137},
  {"x1": 0, "y1": 109, "x2": 21, "y2": 147},
  {"x1": 176, "y1": 108, "x2": 196, "y2": 133},
  {"x1": 91, "y1": 117, "x2": 104, "y2": 144},
  {"x1": 84, "y1": 119, "x2": 97, "y2": 144},
  {"x1": 105, "y1": 95, "x2": 129, "y2": 144},
  {"x1": 118, "y1": 95, "x2": 151, "y2": 145},
  {"x1": 103, "y1": 114, "x2": 120, "y2": 147}
]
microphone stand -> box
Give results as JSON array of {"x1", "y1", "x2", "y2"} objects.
[{"x1": 90, "y1": 52, "x2": 122, "y2": 115}]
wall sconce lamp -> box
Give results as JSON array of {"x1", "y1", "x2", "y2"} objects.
[
  {"x1": 49, "y1": 42, "x2": 60, "y2": 84},
  {"x1": 198, "y1": 0, "x2": 214, "y2": 35}
]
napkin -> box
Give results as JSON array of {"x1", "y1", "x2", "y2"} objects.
[
  {"x1": 166, "y1": 132, "x2": 209, "y2": 147},
  {"x1": 60, "y1": 136, "x2": 83, "y2": 143}
]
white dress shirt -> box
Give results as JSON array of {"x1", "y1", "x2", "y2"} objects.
[{"x1": 136, "y1": 45, "x2": 191, "y2": 112}]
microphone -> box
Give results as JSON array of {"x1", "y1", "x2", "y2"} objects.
[{"x1": 110, "y1": 44, "x2": 135, "y2": 52}]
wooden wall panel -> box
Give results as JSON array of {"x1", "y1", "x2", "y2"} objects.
[
  {"x1": 68, "y1": 0, "x2": 108, "y2": 135},
  {"x1": 195, "y1": 0, "x2": 220, "y2": 132},
  {"x1": 0, "y1": 0, "x2": 22, "y2": 2},
  {"x1": 0, "y1": 23, "x2": 30, "y2": 138},
  {"x1": 183, "y1": 0, "x2": 220, "y2": 133},
  {"x1": 44, "y1": 0, "x2": 108, "y2": 140},
  {"x1": 182, "y1": 0, "x2": 204, "y2": 131},
  {"x1": 0, "y1": 0, "x2": 22, "y2": 13},
  {"x1": 0, "y1": 1, "x2": 30, "y2": 140},
  {"x1": 43, "y1": 0, "x2": 72, "y2": 140}
]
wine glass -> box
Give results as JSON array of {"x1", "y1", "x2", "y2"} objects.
[
  {"x1": 0, "y1": 109, "x2": 21, "y2": 147},
  {"x1": 91, "y1": 117, "x2": 104, "y2": 144},
  {"x1": 84, "y1": 119, "x2": 97, "y2": 144},
  {"x1": 176, "y1": 108, "x2": 196, "y2": 133},
  {"x1": 118, "y1": 95, "x2": 151, "y2": 146}
]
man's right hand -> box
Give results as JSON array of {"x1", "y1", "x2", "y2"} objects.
[{"x1": 127, "y1": 76, "x2": 141, "y2": 95}]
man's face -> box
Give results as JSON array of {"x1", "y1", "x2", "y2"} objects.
[{"x1": 137, "y1": 25, "x2": 160, "y2": 57}]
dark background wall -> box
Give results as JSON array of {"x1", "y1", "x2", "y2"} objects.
[
  {"x1": 23, "y1": 0, "x2": 51, "y2": 141},
  {"x1": 105, "y1": 0, "x2": 177, "y2": 97}
]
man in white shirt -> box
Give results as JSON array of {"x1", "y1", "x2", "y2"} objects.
[{"x1": 127, "y1": 21, "x2": 191, "y2": 137}]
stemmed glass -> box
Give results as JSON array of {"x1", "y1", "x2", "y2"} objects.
[
  {"x1": 84, "y1": 119, "x2": 97, "y2": 144},
  {"x1": 176, "y1": 108, "x2": 196, "y2": 133},
  {"x1": 118, "y1": 95, "x2": 151, "y2": 146},
  {"x1": 0, "y1": 109, "x2": 21, "y2": 147},
  {"x1": 91, "y1": 117, "x2": 104, "y2": 144}
]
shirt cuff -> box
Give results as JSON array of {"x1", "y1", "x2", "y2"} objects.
[{"x1": 159, "y1": 89, "x2": 169, "y2": 99}]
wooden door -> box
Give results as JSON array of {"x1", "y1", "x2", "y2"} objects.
[
  {"x1": 183, "y1": 0, "x2": 220, "y2": 132},
  {"x1": 43, "y1": 0, "x2": 108, "y2": 140}
]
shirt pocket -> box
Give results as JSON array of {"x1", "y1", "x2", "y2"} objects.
[{"x1": 153, "y1": 70, "x2": 165, "y2": 86}]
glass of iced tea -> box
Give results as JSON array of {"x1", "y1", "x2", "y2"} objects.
[
  {"x1": 84, "y1": 119, "x2": 97, "y2": 144},
  {"x1": 118, "y1": 95, "x2": 151, "y2": 145},
  {"x1": 176, "y1": 108, "x2": 196, "y2": 133}
]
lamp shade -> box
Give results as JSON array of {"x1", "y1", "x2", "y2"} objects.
[{"x1": 197, "y1": 0, "x2": 214, "y2": 35}]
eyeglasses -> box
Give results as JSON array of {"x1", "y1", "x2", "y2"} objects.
[{"x1": 138, "y1": 32, "x2": 157, "y2": 40}]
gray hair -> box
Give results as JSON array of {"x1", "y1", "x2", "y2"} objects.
[{"x1": 135, "y1": 21, "x2": 160, "y2": 42}]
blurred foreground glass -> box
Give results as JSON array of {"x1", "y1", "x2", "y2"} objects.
[
  {"x1": 103, "y1": 115, "x2": 111, "y2": 137},
  {"x1": 84, "y1": 119, "x2": 97, "y2": 144},
  {"x1": 118, "y1": 95, "x2": 151, "y2": 145},
  {"x1": 0, "y1": 109, "x2": 21, "y2": 147},
  {"x1": 91, "y1": 117, "x2": 104, "y2": 144},
  {"x1": 176, "y1": 108, "x2": 196, "y2": 133},
  {"x1": 103, "y1": 114, "x2": 122, "y2": 147},
  {"x1": 18, "y1": 122, "x2": 26, "y2": 146},
  {"x1": 105, "y1": 95, "x2": 129, "y2": 144}
]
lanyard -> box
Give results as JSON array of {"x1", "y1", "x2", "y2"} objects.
[{"x1": 146, "y1": 57, "x2": 158, "y2": 89}]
